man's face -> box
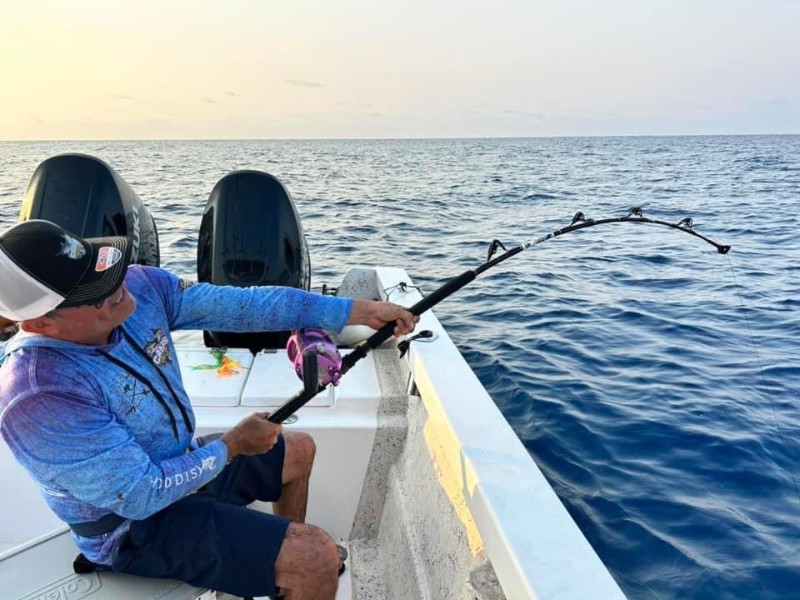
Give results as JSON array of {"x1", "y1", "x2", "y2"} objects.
[{"x1": 43, "y1": 283, "x2": 137, "y2": 345}]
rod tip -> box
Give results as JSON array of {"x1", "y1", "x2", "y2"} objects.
[{"x1": 718, "y1": 245, "x2": 731, "y2": 255}]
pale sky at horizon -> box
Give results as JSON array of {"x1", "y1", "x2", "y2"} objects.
[{"x1": 1, "y1": 0, "x2": 797, "y2": 140}]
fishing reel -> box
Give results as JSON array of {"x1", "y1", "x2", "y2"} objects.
[{"x1": 286, "y1": 328, "x2": 343, "y2": 395}]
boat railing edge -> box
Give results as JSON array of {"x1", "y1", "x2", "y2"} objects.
[{"x1": 372, "y1": 266, "x2": 627, "y2": 600}]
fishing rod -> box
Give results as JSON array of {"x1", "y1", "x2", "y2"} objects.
[{"x1": 268, "y1": 207, "x2": 730, "y2": 423}]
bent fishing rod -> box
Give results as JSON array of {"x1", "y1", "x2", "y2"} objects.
[{"x1": 268, "y1": 207, "x2": 730, "y2": 423}]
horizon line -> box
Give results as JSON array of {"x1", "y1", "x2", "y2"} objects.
[{"x1": 1, "y1": 132, "x2": 798, "y2": 143}]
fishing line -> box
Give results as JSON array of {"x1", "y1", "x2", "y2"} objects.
[
  {"x1": 724, "y1": 254, "x2": 800, "y2": 503},
  {"x1": 268, "y1": 207, "x2": 730, "y2": 423}
]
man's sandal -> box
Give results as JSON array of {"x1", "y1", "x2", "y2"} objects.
[{"x1": 337, "y1": 543, "x2": 348, "y2": 576}]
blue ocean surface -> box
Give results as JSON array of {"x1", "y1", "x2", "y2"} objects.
[{"x1": 1, "y1": 136, "x2": 798, "y2": 599}]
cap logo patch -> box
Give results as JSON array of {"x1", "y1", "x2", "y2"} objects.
[
  {"x1": 95, "y1": 246, "x2": 122, "y2": 272},
  {"x1": 59, "y1": 235, "x2": 87, "y2": 260}
]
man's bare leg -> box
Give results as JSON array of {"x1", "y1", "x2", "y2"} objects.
[
  {"x1": 275, "y1": 522, "x2": 339, "y2": 600},
  {"x1": 274, "y1": 431, "x2": 316, "y2": 523}
]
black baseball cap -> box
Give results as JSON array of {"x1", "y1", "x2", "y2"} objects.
[{"x1": 0, "y1": 220, "x2": 133, "y2": 321}]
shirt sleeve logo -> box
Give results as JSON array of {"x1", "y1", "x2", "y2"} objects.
[{"x1": 144, "y1": 328, "x2": 171, "y2": 366}]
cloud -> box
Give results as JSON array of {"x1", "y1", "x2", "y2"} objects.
[
  {"x1": 225, "y1": 91, "x2": 240, "y2": 98},
  {"x1": 108, "y1": 94, "x2": 134, "y2": 101},
  {"x1": 284, "y1": 79, "x2": 323, "y2": 88}
]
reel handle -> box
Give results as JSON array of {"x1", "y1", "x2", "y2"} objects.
[{"x1": 301, "y1": 349, "x2": 319, "y2": 397}]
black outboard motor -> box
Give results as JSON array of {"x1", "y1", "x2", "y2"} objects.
[
  {"x1": 198, "y1": 170, "x2": 311, "y2": 352},
  {"x1": 19, "y1": 153, "x2": 160, "y2": 266}
]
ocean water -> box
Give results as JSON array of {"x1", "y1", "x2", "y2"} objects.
[{"x1": 1, "y1": 136, "x2": 798, "y2": 599}]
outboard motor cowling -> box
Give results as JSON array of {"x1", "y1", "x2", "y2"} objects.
[
  {"x1": 19, "y1": 153, "x2": 160, "y2": 266},
  {"x1": 198, "y1": 170, "x2": 311, "y2": 352}
]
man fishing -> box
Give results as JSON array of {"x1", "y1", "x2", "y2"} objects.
[{"x1": 0, "y1": 219, "x2": 418, "y2": 600}]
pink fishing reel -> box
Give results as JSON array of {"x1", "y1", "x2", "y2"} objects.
[{"x1": 286, "y1": 328, "x2": 343, "y2": 387}]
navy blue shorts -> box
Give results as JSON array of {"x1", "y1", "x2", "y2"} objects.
[{"x1": 111, "y1": 435, "x2": 291, "y2": 598}]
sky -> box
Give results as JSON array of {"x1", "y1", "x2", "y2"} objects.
[{"x1": 0, "y1": 0, "x2": 798, "y2": 140}]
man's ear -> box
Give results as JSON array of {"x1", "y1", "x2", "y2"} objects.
[{"x1": 20, "y1": 316, "x2": 57, "y2": 335}]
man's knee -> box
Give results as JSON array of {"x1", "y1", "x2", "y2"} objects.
[
  {"x1": 291, "y1": 431, "x2": 316, "y2": 463},
  {"x1": 283, "y1": 431, "x2": 316, "y2": 481},
  {"x1": 274, "y1": 522, "x2": 339, "y2": 587}
]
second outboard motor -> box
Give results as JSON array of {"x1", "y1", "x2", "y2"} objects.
[
  {"x1": 19, "y1": 153, "x2": 160, "y2": 266},
  {"x1": 198, "y1": 170, "x2": 311, "y2": 352}
]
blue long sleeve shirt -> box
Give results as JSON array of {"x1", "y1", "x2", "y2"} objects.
[{"x1": 0, "y1": 265, "x2": 353, "y2": 564}]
